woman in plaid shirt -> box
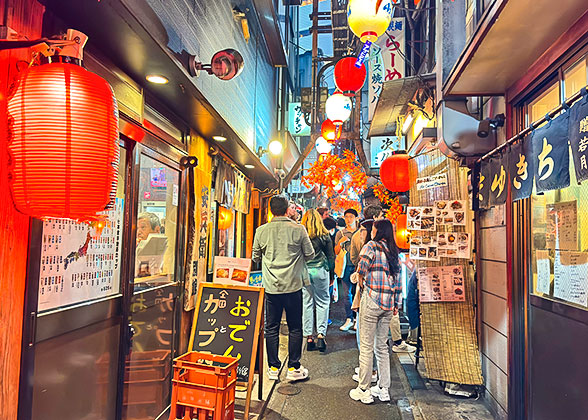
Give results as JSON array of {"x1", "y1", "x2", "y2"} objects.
[{"x1": 349, "y1": 219, "x2": 401, "y2": 404}]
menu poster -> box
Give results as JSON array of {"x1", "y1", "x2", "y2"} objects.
[
  {"x1": 437, "y1": 232, "x2": 471, "y2": 259},
  {"x1": 535, "y1": 250, "x2": 551, "y2": 295},
  {"x1": 213, "y1": 256, "x2": 252, "y2": 286},
  {"x1": 546, "y1": 201, "x2": 577, "y2": 250},
  {"x1": 407, "y1": 206, "x2": 436, "y2": 231},
  {"x1": 554, "y1": 251, "x2": 588, "y2": 307},
  {"x1": 418, "y1": 265, "x2": 466, "y2": 302},
  {"x1": 38, "y1": 198, "x2": 124, "y2": 312},
  {"x1": 434, "y1": 200, "x2": 467, "y2": 226},
  {"x1": 409, "y1": 232, "x2": 439, "y2": 261}
]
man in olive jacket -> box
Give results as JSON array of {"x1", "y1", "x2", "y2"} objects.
[{"x1": 252, "y1": 195, "x2": 315, "y2": 381}]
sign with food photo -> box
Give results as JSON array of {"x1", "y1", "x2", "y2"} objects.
[
  {"x1": 407, "y1": 206, "x2": 436, "y2": 231},
  {"x1": 213, "y1": 256, "x2": 252, "y2": 286},
  {"x1": 409, "y1": 232, "x2": 440, "y2": 262},
  {"x1": 437, "y1": 232, "x2": 471, "y2": 259},
  {"x1": 417, "y1": 265, "x2": 466, "y2": 302},
  {"x1": 434, "y1": 200, "x2": 466, "y2": 226}
]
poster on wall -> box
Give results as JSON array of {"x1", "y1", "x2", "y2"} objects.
[
  {"x1": 407, "y1": 206, "x2": 436, "y2": 231},
  {"x1": 434, "y1": 200, "x2": 467, "y2": 226},
  {"x1": 437, "y1": 232, "x2": 471, "y2": 259},
  {"x1": 37, "y1": 198, "x2": 124, "y2": 312},
  {"x1": 213, "y1": 256, "x2": 252, "y2": 286},
  {"x1": 418, "y1": 265, "x2": 466, "y2": 303},
  {"x1": 553, "y1": 251, "x2": 588, "y2": 307},
  {"x1": 408, "y1": 232, "x2": 439, "y2": 261},
  {"x1": 535, "y1": 250, "x2": 551, "y2": 295},
  {"x1": 546, "y1": 201, "x2": 577, "y2": 251}
]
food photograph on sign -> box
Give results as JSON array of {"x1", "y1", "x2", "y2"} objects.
[
  {"x1": 213, "y1": 256, "x2": 252, "y2": 286},
  {"x1": 409, "y1": 232, "x2": 440, "y2": 261},
  {"x1": 435, "y1": 200, "x2": 466, "y2": 226},
  {"x1": 407, "y1": 206, "x2": 436, "y2": 231}
]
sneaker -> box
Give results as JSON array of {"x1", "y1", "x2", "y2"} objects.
[
  {"x1": 316, "y1": 335, "x2": 327, "y2": 353},
  {"x1": 286, "y1": 365, "x2": 309, "y2": 381},
  {"x1": 370, "y1": 385, "x2": 391, "y2": 402},
  {"x1": 340, "y1": 318, "x2": 353, "y2": 331},
  {"x1": 349, "y1": 386, "x2": 374, "y2": 404},
  {"x1": 352, "y1": 319, "x2": 357, "y2": 331},
  {"x1": 392, "y1": 341, "x2": 417, "y2": 353},
  {"x1": 328, "y1": 319, "x2": 333, "y2": 326},
  {"x1": 268, "y1": 366, "x2": 279, "y2": 381},
  {"x1": 352, "y1": 372, "x2": 378, "y2": 383}
]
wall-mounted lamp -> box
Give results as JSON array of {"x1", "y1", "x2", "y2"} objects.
[
  {"x1": 257, "y1": 140, "x2": 283, "y2": 158},
  {"x1": 401, "y1": 112, "x2": 414, "y2": 135},
  {"x1": 188, "y1": 49, "x2": 244, "y2": 81}
]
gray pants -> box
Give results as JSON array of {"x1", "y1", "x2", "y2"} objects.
[
  {"x1": 358, "y1": 290, "x2": 394, "y2": 390},
  {"x1": 302, "y1": 266, "x2": 331, "y2": 336}
]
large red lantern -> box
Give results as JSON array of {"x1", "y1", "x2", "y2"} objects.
[
  {"x1": 380, "y1": 151, "x2": 410, "y2": 192},
  {"x1": 218, "y1": 206, "x2": 233, "y2": 230},
  {"x1": 321, "y1": 119, "x2": 339, "y2": 143},
  {"x1": 7, "y1": 62, "x2": 119, "y2": 220},
  {"x1": 395, "y1": 214, "x2": 410, "y2": 250},
  {"x1": 334, "y1": 57, "x2": 367, "y2": 97}
]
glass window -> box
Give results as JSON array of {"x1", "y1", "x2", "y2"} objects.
[
  {"x1": 564, "y1": 56, "x2": 587, "y2": 99},
  {"x1": 528, "y1": 82, "x2": 561, "y2": 126},
  {"x1": 134, "y1": 154, "x2": 179, "y2": 292}
]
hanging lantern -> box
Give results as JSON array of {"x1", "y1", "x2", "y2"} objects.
[
  {"x1": 6, "y1": 62, "x2": 119, "y2": 220},
  {"x1": 315, "y1": 136, "x2": 333, "y2": 155},
  {"x1": 218, "y1": 206, "x2": 233, "y2": 230},
  {"x1": 347, "y1": 0, "x2": 393, "y2": 43},
  {"x1": 380, "y1": 151, "x2": 410, "y2": 192},
  {"x1": 395, "y1": 214, "x2": 410, "y2": 250},
  {"x1": 321, "y1": 119, "x2": 339, "y2": 143},
  {"x1": 325, "y1": 92, "x2": 352, "y2": 126},
  {"x1": 334, "y1": 57, "x2": 367, "y2": 97}
]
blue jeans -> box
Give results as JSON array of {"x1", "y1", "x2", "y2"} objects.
[
  {"x1": 341, "y1": 263, "x2": 356, "y2": 319},
  {"x1": 302, "y1": 267, "x2": 331, "y2": 336}
]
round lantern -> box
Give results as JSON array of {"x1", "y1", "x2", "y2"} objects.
[
  {"x1": 6, "y1": 62, "x2": 119, "y2": 220},
  {"x1": 218, "y1": 206, "x2": 233, "y2": 230},
  {"x1": 315, "y1": 136, "x2": 333, "y2": 155},
  {"x1": 321, "y1": 119, "x2": 339, "y2": 143},
  {"x1": 395, "y1": 214, "x2": 410, "y2": 250},
  {"x1": 347, "y1": 0, "x2": 393, "y2": 43},
  {"x1": 334, "y1": 57, "x2": 367, "y2": 97},
  {"x1": 380, "y1": 151, "x2": 410, "y2": 192},
  {"x1": 325, "y1": 92, "x2": 352, "y2": 126}
]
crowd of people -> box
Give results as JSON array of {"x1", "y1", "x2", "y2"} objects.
[{"x1": 252, "y1": 195, "x2": 417, "y2": 404}]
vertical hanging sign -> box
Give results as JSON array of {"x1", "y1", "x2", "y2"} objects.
[
  {"x1": 508, "y1": 135, "x2": 534, "y2": 201},
  {"x1": 532, "y1": 113, "x2": 570, "y2": 193},
  {"x1": 569, "y1": 93, "x2": 588, "y2": 183}
]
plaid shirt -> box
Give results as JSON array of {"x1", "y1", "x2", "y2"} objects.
[{"x1": 356, "y1": 240, "x2": 401, "y2": 310}]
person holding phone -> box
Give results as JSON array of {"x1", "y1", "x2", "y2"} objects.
[{"x1": 334, "y1": 208, "x2": 358, "y2": 331}]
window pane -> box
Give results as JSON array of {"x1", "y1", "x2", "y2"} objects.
[
  {"x1": 134, "y1": 154, "x2": 179, "y2": 291},
  {"x1": 564, "y1": 57, "x2": 587, "y2": 99},
  {"x1": 529, "y1": 82, "x2": 560, "y2": 126}
]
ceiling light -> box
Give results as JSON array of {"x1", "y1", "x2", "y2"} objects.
[
  {"x1": 213, "y1": 135, "x2": 227, "y2": 142},
  {"x1": 244, "y1": 164, "x2": 255, "y2": 169},
  {"x1": 146, "y1": 74, "x2": 169, "y2": 84},
  {"x1": 402, "y1": 113, "x2": 414, "y2": 134}
]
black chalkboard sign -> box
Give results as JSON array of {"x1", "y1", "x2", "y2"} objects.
[{"x1": 188, "y1": 283, "x2": 264, "y2": 384}]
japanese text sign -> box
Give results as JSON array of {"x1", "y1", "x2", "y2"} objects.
[
  {"x1": 508, "y1": 135, "x2": 534, "y2": 201},
  {"x1": 532, "y1": 113, "x2": 570, "y2": 193},
  {"x1": 569, "y1": 95, "x2": 588, "y2": 183},
  {"x1": 370, "y1": 136, "x2": 404, "y2": 167},
  {"x1": 288, "y1": 102, "x2": 310, "y2": 136},
  {"x1": 189, "y1": 283, "x2": 264, "y2": 383},
  {"x1": 488, "y1": 156, "x2": 507, "y2": 207}
]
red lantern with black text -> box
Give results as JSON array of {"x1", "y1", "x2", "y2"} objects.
[
  {"x1": 380, "y1": 152, "x2": 410, "y2": 192},
  {"x1": 321, "y1": 119, "x2": 339, "y2": 143},
  {"x1": 6, "y1": 62, "x2": 119, "y2": 220},
  {"x1": 218, "y1": 206, "x2": 233, "y2": 230},
  {"x1": 334, "y1": 57, "x2": 367, "y2": 97},
  {"x1": 395, "y1": 214, "x2": 410, "y2": 250}
]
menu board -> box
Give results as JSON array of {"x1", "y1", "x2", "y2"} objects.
[
  {"x1": 535, "y1": 250, "x2": 551, "y2": 295},
  {"x1": 38, "y1": 198, "x2": 124, "y2": 312},
  {"x1": 437, "y1": 232, "x2": 471, "y2": 259},
  {"x1": 546, "y1": 201, "x2": 577, "y2": 250},
  {"x1": 553, "y1": 251, "x2": 588, "y2": 307},
  {"x1": 213, "y1": 256, "x2": 252, "y2": 286},
  {"x1": 409, "y1": 232, "x2": 439, "y2": 261},
  {"x1": 434, "y1": 200, "x2": 467, "y2": 226},
  {"x1": 407, "y1": 206, "x2": 436, "y2": 231},
  {"x1": 418, "y1": 265, "x2": 466, "y2": 302}
]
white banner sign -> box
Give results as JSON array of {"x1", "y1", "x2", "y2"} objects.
[
  {"x1": 370, "y1": 136, "x2": 405, "y2": 168},
  {"x1": 416, "y1": 173, "x2": 449, "y2": 191},
  {"x1": 288, "y1": 102, "x2": 310, "y2": 136}
]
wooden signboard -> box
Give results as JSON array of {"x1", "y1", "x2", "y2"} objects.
[{"x1": 188, "y1": 283, "x2": 264, "y2": 419}]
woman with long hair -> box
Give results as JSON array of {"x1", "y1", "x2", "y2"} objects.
[
  {"x1": 349, "y1": 219, "x2": 401, "y2": 404},
  {"x1": 301, "y1": 209, "x2": 335, "y2": 352}
]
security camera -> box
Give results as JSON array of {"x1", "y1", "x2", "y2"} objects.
[
  {"x1": 478, "y1": 113, "x2": 505, "y2": 138},
  {"x1": 188, "y1": 49, "x2": 244, "y2": 81}
]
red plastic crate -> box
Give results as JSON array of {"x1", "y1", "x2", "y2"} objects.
[{"x1": 169, "y1": 352, "x2": 238, "y2": 420}]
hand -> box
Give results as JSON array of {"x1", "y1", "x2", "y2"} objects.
[{"x1": 393, "y1": 307, "x2": 399, "y2": 316}]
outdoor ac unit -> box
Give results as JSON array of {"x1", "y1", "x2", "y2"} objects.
[{"x1": 437, "y1": 100, "x2": 496, "y2": 160}]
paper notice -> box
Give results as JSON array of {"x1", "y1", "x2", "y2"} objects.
[
  {"x1": 418, "y1": 265, "x2": 465, "y2": 302},
  {"x1": 434, "y1": 200, "x2": 467, "y2": 226},
  {"x1": 407, "y1": 206, "x2": 436, "y2": 231},
  {"x1": 409, "y1": 232, "x2": 439, "y2": 261},
  {"x1": 535, "y1": 250, "x2": 551, "y2": 295},
  {"x1": 554, "y1": 251, "x2": 588, "y2": 307},
  {"x1": 437, "y1": 232, "x2": 471, "y2": 259},
  {"x1": 546, "y1": 201, "x2": 577, "y2": 251}
]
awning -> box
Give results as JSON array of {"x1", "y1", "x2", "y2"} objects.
[
  {"x1": 443, "y1": 0, "x2": 588, "y2": 96},
  {"x1": 368, "y1": 74, "x2": 435, "y2": 137}
]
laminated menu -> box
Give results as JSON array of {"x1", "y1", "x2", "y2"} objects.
[
  {"x1": 417, "y1": 265, "x2": 466, "y2": 302},
  {"x1": 546, "y1": 201, "x2": 578, "y2": 251},
  {"x1": 553, "y1": 251, "x2": 588, "y2": 307},
  {"x1": 434, "y1": 200, "x2": 467, "y2": 226},
  {"x1": 535, "y1": 250, "x2": 551, "y2": 295},
  {"x1": 408, "y1": 232, "x2": 439, "y2": 261},
  {"x1": 407, "y1": 206, "x2": 436, "y2": 231},
  {"x1": 437, "y1": 232, "x2": 471, "y2": 259}
]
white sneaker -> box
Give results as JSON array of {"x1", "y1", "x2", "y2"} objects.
[
  {"x1": 349, "y1": 386, "x2": 374, "y2": 404},
  {"x1": 267, "y1": 366, "x2": 279, "y2": 380},
  {"x1": 370, "y1": 385, "x2": 391, "y2": 402},
  {"x1": 340, "y1": 318, "x2": 353, "y2": 331},
  {"x1": 392, "y1": 341, "x2": 416, "y2": 353},
  {"x1": 352, "y1": 370, "x2": 378, "y2": 383},
  {"x1": 286, "y1": 365, "x2": 309, "y2": 381}
]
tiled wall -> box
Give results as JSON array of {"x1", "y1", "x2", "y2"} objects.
[{"x1": 144, "y1": 0, "x2": 278, "y2": 151}]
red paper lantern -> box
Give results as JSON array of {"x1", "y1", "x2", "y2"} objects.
[
  {"x1": 7, "y1": 62, "x2": 119, "y2": 220},
  {"x1": 321, "y1": 119, "x2": 339, "y2": 143},
  {"x1": 395, "y1": 214, "x2": 410, "y2": 250},
  {"x1": 380, "y1": 152, "x2": 410, "y2": 192},
  {"x1": 334, "y1": 57, "x2": 367, "y2": 97},
  {"x1": 218, "y1": 206, "x2": 233, "y2": 230}
]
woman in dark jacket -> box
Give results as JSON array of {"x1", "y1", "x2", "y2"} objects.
[{"x1": 301, "y1": 209, "x2": 336, "y2": 352}]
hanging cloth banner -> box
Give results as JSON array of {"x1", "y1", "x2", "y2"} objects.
[
  {"x1": 488, "y1": 155, "x2": 507, "y2": 207},
  {"x1": 478, "y1": 158, "x2": 492, "y2": 210},
  {"x1": 508, "y1": 134, "x2": 534, "y2": 201},
  {"x1": 532, "y1": 113, "x2": 570, "y2": 193},
  {"x1": 569, "y1": 91, "x2": 588, "y2": 183}
]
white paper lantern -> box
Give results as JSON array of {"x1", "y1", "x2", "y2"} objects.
[
  {"x1": 325, "y1": 92, "x2": 352, "y2": 126},
  {"x1": 347, "y1": 0, "x2": 393, "y2": 43},
  {"x1": 315, "y1": 136, "x2": 333, "y2": 155}
]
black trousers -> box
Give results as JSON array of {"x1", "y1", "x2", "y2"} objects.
[{"x1": 265, "y1": 290, "x2": 303, "y2": 369}]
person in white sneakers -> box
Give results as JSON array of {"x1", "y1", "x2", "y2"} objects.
[{"x1": 349, "y1": 219, "x2": 401, "y2": 404}]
